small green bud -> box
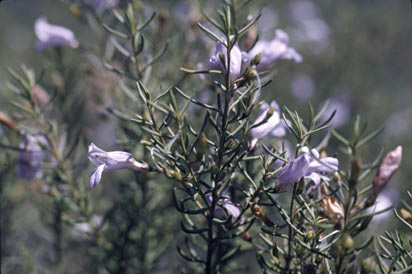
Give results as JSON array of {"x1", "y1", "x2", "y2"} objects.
[
  {"x1": 305, "y1": 230, "x2": 315, "y2": 240},
  {"x1": 250, "y1": 53, "x2": 261, "y2": 66},
  {"x1": 349, "y1": 156, "x2": 362, "y2": 188},
  {"x1": 244, "y1": 67, "x2": 255, "y2": 79},
  {"x1": 361, "y1": 257, "x2": 375, "y2": 273},
  {"x1": 256, "y1": 100, "x2": 264, "y2": 108},
  {"x1": 140, "y1": 140, "x2": 152, "y2": 146},
  {"x1": 343, "y1": 234, "x2": 354, "y2": 249},
  {"x1": 266, "y1": 107, "x2": 275, "y2": 118},
  {"x1": 219, "y1": 53, "x2": 226, "y2": 66},
  {"x1": 196, "y1": 133, "x2": 208, "y2": 160},
  {"x1": 333, "y1": 171, "x2": 341, "y2": 182}
]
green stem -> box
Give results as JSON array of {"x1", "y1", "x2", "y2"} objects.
[{"x1": 286, "y1": 183, "x2": 298, "y2": 272}]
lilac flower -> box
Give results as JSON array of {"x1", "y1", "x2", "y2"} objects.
[
  {"x1": 34, "y1": 17, "x2": 79, "y2": 51},
  {"x1": 88, "y1": 143, "x2": 149, "y2": 188},
  {"x1": 17, "y1": 135, "x2": 49, "y2": 180},
  {"x1": 206, "y1": 194, "x2": 241, "y2": 221},
  {"x1": 248, "y1": 29, "x2": 302, "y2": 70},
  {"x1": 209, "y1": 37, "x2": 246, "y2": 81},
  {"x1": 319, "y1": 96, "x2": 351, "y2": 129},
  {"x1": 250, "y1": 101, "x2": 287, "y2": 148},
  {"x1": 278, "y1": 146, "x2": 338, "y2": 187},
  {"x1": 289, "y1": 1, "x2": 319, "y2": 22},
  {"x1": 84, "y1": 0, "x2": 119, "y2": 12},
  {"x1": 288, "y1": 1, "x2": 331, "y2": 55},
  {"x1": 290, "y1": 73, "x2": 315, "y2": 101}
]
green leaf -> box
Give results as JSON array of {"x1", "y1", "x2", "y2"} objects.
[
  {"x1": 136, "y1": 12, "x2": 156, "y2": 32},
  {"x1": 197, "y1": 22, "x2": 224, "y2": 44},
  {"x1": 102, "y1": 24, "x2": 129, "y2": 39}
]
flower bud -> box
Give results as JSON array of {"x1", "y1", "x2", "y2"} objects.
[
  {"x1": 305, "y1": 230, "x2": 315, "y2": 240},
  {"x1": 342, "y1": 234, "x2": 354, "y2": 249},
  {"x1": 250, "y1": 53, "x2": 261, "y2": 66},
  {"x1": 400, "y1": 208, "x2": 412, "y2": 226},
  {"x1": 135, "y1": 114, "x2": 144, "y2": 121},
  {"x1": 244, "y1": 67, "x2": 256, "y2": 79},
  {"x1": 333, "y1": 171, "x2": 341, "y2": 182},
  {"x1": 219, "y1": 53, "x2": 226, "y2": 66},
  {"x1": 140, "y1": 140, "x2": 152, "y2": 146},
  {"x1": 249, "y1": 202, "x2": 274, "y2": 226},
  {"x1": 349, "y1": 156, "x2": 362, "y2": 188},
  {"x1": 173, "y1": 168, "x2": 182, "y2": 181},
  {"x1": 361, "y1": 257, "x2": 375, "y2": 273},
  {"x1": 266, "y1": 107, "x2": 275, "y2": 118},
  {"x1": 0, "y1": 111, "x2": 18, "y2": 132},
  {"x1": 69, "y1": 4, "x2": 83, "y2": 20},
  {"x1": 372, "y1": 146, "x2": 402, "y2": 196},
  {"x1": 196, "y1": 133, "x2": 207, "y2": 155}
]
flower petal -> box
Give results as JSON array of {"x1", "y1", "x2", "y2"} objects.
[
  {"x1": 307, "y1": 157, "x2": 339, "y2": 174},
  {"x1": 278, "y1": 154, "x2": 311, "y2": 184},
  {"x1": 34, "y1": 17, "x2": 79, "y2": 50},
  {"x1": 90, "y1": 164, "x2": 106, "y2": 188},
  {"x1": 88, "y1": 143, "x2": 107, "y2": 166}
]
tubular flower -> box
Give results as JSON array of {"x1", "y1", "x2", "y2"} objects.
[
  {"x1": 17, "y1": 135, "x2": 49, "y2": 180},
  {"x1": 248, "y1": 29, "x2": 302, "y2": 70},
  {"x1": 206, "y1": 194, "x2": 241, "y2": 221},
  {"x1": 278, "y1": 146, "x2": 338, "y2": 186},
  {"x1": 250, "y1": 101, "x2": 286, "y2": 148},
  {"x1": 34, "y1": 17, "x2": 79, "y2": 51},
  {"x1": 209, "y1": 37, "x2": 246, "y2": 81},
  {"x1": 87, "y1": 143, "x2": 149, "y2": 188}
]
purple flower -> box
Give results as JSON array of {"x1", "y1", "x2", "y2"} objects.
[
  {"x1": 209, "y1": 37, "x2": 246, "y2": 81},
  {"x1": 290, "y1": 73, "x2": 315, "y2": 101},
  {"x1": 250, "y1": 101, "x2": 287, "y2": 148},
  {"x1": 206, "y1": 194, "x2": 241, "y2": 221},
  {"x1": 248, "y1": 29, "x2": 302, "y2": 70},
  {"x1": 88, "y1": 143, "x2": 149, "y2": 188},
  {"x1": 84, "y1": 0, "x2": 119, "y2": 11},
  {"x1": 17, "y1": 135, "x2": 49, "y2": 180},
  {"x1": 34, "y1": 17, "x2": 79, "y2": 51},
  {"x1": 319, "y1": 96, "x2": 351, "y2": 129},
  {"x1": 278, "y1": 146, "x2": 338, "y2": 186}
]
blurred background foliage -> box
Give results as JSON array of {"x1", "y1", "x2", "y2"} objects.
[{"x1": 1, "y1": 0, "x2": 411, "y2": 273}]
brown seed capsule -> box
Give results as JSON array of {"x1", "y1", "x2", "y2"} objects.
[
  {"x1": 320, "y1": 184, "x2": 344, "y2": 228},
  {"x1": 249, "y1": 202, "x2": 274, "y2": 226}
]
